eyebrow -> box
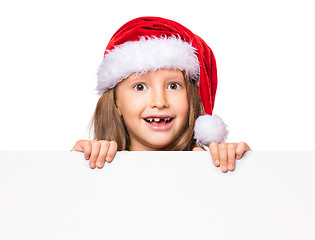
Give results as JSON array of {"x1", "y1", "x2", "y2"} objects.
[
  {"x1": 167, "y1": 75, "x2": 184, "y2": 81},
  {"x1": 126, "y1": 74, "x2": 149, "y2": 84},
  {"x1": 126, "y1": 72, "x2": 184, "y2": 84}
]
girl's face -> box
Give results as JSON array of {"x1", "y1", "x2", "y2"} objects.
[{"x1": 115, "y1": 69, "x2": 189, "y2": 151}]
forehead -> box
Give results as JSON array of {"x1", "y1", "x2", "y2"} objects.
[{"x1": 126, "y1": 69, "x2": 184, "y2": 82}]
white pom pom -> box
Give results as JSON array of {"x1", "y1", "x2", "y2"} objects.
[{"x1": 194, "y1": 114, "x2": 229, "y2": 146}]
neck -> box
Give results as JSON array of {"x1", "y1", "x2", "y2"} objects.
[{"x1": 129, "y1": 141, "x2": 163, "y2": 151}]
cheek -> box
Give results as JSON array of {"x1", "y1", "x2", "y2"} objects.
[
  {"x1": 171, "y1": 93, "x2": 189, "y2": 118},
  {"x1": 119, "y1": 95, "x2": 146, "y2": 118},
  {"x1": 180, "y1": 102, "x2": 189, "y2": 119}
]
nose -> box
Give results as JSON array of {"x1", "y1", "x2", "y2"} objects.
[{"x1": 149, "y1": 88, "x2": 169, "y2": 109}]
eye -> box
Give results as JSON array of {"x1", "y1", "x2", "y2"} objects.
[
  {"x1": 168, "y1": 82, "x2": 181, "y2": 90},
  {"x1": 133, "y1": 83, "x2": 147, "y2": 91}
]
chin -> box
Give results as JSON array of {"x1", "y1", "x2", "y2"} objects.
[{"x1": 145, "y1": 138, "x2": 174, "y2": 150}]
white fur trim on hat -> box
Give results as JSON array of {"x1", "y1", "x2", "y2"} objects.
[
  {"x1": 194, "y1": 114, "x2": 229, "y2": 146},
  {"x1": 96, "y1": 36, "x2": 200, "y2": 94}
]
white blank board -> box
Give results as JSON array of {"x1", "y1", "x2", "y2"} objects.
[{"x1": 0, "y1": 151, "x2": 315, "y2": 239}]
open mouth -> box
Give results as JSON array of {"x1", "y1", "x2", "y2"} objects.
[
  {"x1": 144, "y1": 117, "x2": 173, "y2": 124},
  {"x1": 143, "y1": 116, "x2": 175, "y2": 130}
]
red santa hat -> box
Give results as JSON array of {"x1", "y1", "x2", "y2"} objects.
[{"x1": 96, "y1": 16, "x2": 228, "y2": 146}]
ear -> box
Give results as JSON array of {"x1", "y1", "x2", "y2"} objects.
[
  {"x1": 114, "y1": 88, "x2": 123, "y2": 117},
  {"x1": 115, "y1": 101, "x2": 122, "y2": 116},
  {"x1": 117, "y1": 107, "x2": 122, "y2": 117}
]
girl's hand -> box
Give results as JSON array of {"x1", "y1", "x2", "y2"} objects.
[
  {"x1": 209, "y1": 142, "x2": 252, "y2": 172},
  {"x1": 72, "y1": 140, "x2": 118, "y2": 169}
]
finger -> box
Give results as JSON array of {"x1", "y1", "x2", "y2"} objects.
[
  {"x1": 235, "y1": 142, "x2": 251, "y2": 159},
  {"x1": 89, "y1": 141, "x2": 101, "y2": 169},
  {"x1": 227, "y1": 143, "x2": 238, "y2": 171},
  {"x1": 72, "y1": 140, "x2": 90, "y2": 156},
  {"x1": 96, "y1": 141, "x2": 110, "y2": 168},
  {"x1": 71, "y1": 140, "x2": 83, "y2": 152},
  {"x1": 72, "y1": 140, "x2": 92, "y2": 160},
  {"x1": 105, "y1": 141, "x2": 118, "y2": 163},
  {"x1": 192, "y1": 147, "x2": 204, "y2": 151},
  {"x1": 209, "y1": 142, "x2": 220, "y2": 167},
  {"x1": 219, "y1": 143, "x2": 228, "y2": 172},
  {"x1": 83, "y1": 140, "x2": 93, "y2": 160}
]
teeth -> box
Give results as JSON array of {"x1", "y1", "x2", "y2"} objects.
[{"x1": 145, "y1": 117, "x2": 172, "y2": 123}]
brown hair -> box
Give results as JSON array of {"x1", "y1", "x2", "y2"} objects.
[{"x1": 90, "y1": 73, "x2": 205, "y2": 151}]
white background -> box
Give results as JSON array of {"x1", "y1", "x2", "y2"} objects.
[
  {"x1": 0, "y1": 0, "x2": 314, "y2": 151},
  {"x1": 1, "y1": 151, "x2": 315, "y2": 239}
]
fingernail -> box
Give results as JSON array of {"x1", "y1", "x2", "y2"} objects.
[
  {"x1": 228, "y1": 163, "x2": 234, "y2": 170},
  {"x1": 222, "y1": 165, "x2": 227, "y2": 171},
  {"x1": 97, "y1": 162, "x2": 102, "y2": 167},
  {"x1": 106, "y1": 156, "x2": 111, "y2": 162},
  {"x1": 90, "y1": 162, "x2": 95, "y2": 168},
  {"x1": 215, "y1": 160, "x2": 220, "y2": 166}
]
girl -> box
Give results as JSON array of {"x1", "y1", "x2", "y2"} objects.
[{"x1": 72, "y1": 16, "x2": 251, "y2": 172}]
